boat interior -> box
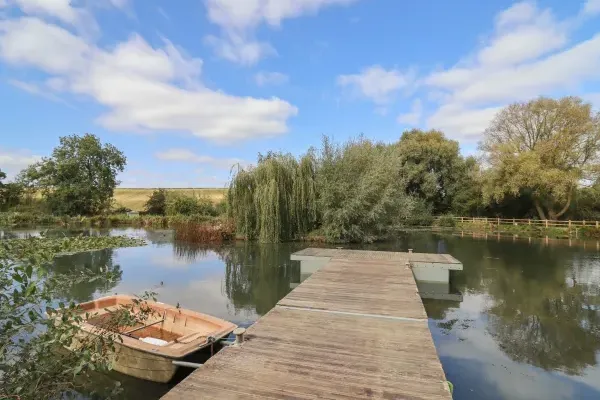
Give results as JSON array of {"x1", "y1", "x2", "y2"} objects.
[{"x1": 78, "y1": 295, "x2": 229, "y2": 348}]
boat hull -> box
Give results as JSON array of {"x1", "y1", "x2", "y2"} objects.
[
  {"x1": 111, "y1": 341, "x2": 179, "y2": 383},
  {"x1": 66, "y1": 295, "x2": 237, "y2": 383}
]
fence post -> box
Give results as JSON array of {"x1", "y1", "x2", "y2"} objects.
[
  {"x1": 512, "y1": 218, "x2": 515, "y2": 225},
  {"x1": 461, "y1": 217, "x2": 464, "y2": 223},
  {"x1": 528, "y1": 219, "x2": 531, "y2": 226},
  {"x1": 569, "y1": 220, "x2": 572, "y2": 228},
  {"x1": 545, "y1": 220, "x2": 548, "y2": 228},
  {"x1": 596, "y1": 221, "x2": 599, "y2": 228},
  {"x1": 497, "y1": 217, "x2": 500, "y2": 226},
  {"x1": 583, "y1": 220, "x2": 586, "y2": 226}
]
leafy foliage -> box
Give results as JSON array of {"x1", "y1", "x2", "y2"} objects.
[
  {"x1": 228, "y1": 152, "x2": 318, "y2": 242},
  {"x1": 0, "y1": 169, "x2": 23, "y2": 212},
  {"x1": 228, "y1": 136, "x2": 442, "y2": 243},
  {"x1": 144, "y1": 188, "x2": 168, "y2": 215},
  {"x1": 0, "y1": 235, "x2": 149, "y2": 400},
  {"x1": 317, "y1": 136, "x2": 427, "y2": 242},
  {"x1": 19, "y1": 134, "x2": 126, "y2": 216},
  {"x1": 397, "y1": 129, "x2": 473, "y2": 214},
  {"x1": 166, "y1": 193, "x2": 219, "y2": 217},
  {"x1": 481, "y1": 96, "x2": 600, "y2": 220}
]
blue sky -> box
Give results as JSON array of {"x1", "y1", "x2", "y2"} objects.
[{"x1": 1, "y1": 0, "x2": 600, "y2": 187}]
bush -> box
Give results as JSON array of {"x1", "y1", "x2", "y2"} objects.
[
  {"x1": 112, "y1": 205, "x2": 132, "y2": 214},
  {"x1": 166, "y1": 194, "x2": 218, "y2": 217},
  {"x1": 144, "y1": 189, "x2": 167, "y2": 215},
  {"x1": 437, "y1": 214, "x2": 457, "y2": 228}
]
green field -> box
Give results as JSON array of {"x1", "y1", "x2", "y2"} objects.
[{"x1": 113, "y1": 188, "x2": 227, "y2": 211}]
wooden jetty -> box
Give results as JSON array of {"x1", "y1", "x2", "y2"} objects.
[{"x1": 162, "y1": 248, "x2": 461, "y2": 400}]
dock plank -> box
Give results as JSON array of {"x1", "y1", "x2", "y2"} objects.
[
  {"x1": 162, "y1": 249, "x2": 453, "y2": 400},
  {"x1": 278, "y1": 258, "x2": 426, "y2": 319}
]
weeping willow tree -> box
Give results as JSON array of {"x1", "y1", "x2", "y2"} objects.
[{"x1": 228, "y1": 152, "x2": 318, "y2": 242}]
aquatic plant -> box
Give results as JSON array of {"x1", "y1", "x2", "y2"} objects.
[{"x1": 0, "y1": 235, "x2": 151, "y2": 400}]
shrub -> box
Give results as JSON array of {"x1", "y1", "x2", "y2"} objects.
[
  {"x1": 144, "y1": 189, "x2": 167, "y2": 215},
  {"x1": 166, "y1": 194, "x2": 219, "y2": 217},
  {"x1": 437, "y1": 214, "x2": 457, "y2": 228}
]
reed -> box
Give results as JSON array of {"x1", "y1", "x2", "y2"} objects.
[{"x1": 173, "y1": 220, "x2": 235, "y2": 243}]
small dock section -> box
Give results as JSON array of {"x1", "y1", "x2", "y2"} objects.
[{"x1": 163, "y1": 248, "x2": 459, "y2": 400}]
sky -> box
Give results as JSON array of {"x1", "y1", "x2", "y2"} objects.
[{"x1": 1, "y1": 0, "x2": 600, "y2": 188}]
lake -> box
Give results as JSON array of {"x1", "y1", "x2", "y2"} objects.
[{"x1": 5, "y1": 228, "x2": 600, "y2": 399}]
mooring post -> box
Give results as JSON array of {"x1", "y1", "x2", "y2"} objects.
[{"x1": 234, "y1": 327, "x2": 246, "y2": 346}]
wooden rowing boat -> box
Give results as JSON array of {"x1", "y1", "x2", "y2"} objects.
[{"x1": 73, "y1": 294, "x2": 236, "y2": 383}]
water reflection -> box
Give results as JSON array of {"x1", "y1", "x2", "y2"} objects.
[
  {"x1": 421, "y1": 234, "x2": 600, "y2": 399},
  {"x1": 5, "y1": 227, "x2": 600, "y2": 399},
  {"x1": 51, "y1": 249, "x2": 122, "y2": 302},
  {"x1": 219, "y1": 243, "x2": 302, "y2": 315}
]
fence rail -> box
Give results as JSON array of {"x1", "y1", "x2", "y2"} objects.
[{"x1": 435, "y1": 216, "x2": 600, "y2": 228}]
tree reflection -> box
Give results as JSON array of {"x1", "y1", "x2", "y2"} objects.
[
  {"x1": 417, "y1": 233, "x2": 600, "y2": 375},
  {"x1": 173, "y1": 241, "x2": 214, "y2": 263},
  {"x1": 217, "y1": 243, "x2": 302, "y2": 315},
  {"x1": 486, "y1": 259, "x2": 600, "y2": 375},
  {"x1": 51, "y1": 249, "x2": 122, "y2": 302}
]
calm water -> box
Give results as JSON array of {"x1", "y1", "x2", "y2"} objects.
[{"x1": 5, "y1": 228, "x2": 600, "y2": 399}]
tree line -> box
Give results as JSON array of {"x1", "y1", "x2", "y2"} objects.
[
  {"x1": 1, "y1": 96, "x2": 600, "y2": 241},
  {"x1": 228, "y1": 96, "x2": 600, "y2": 242}
]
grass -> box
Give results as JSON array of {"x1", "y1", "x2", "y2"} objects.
[{"x1": 112, "y1": 188, "x2": 227, "y2": 211}]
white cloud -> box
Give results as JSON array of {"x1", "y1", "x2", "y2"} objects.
[
  {"x1": 583, "y1": 0, "x2": 600, "y2": 16},
  {"x1": 0, "y1": 17, "x2": 297, "y2": 141},
  {"x1": 254, "y1": 71, "x2": 288, "y2": 86},
  {"x1": 0, "y1": 0, "x2": 101, "y2": 36},
  {"x1": 3, "y1": 0, "x2": 83, "y2": 25},
  {"x1": 422, "y1": 1, "x2": 600, "y2": 142},
  {"x1": 397, "y1": 99, "x2": 422, "y2": 126},
  {"x1": 203, "y1": 0, "x2": 359, "y2": 65},
  {"x1": 204, "y1": 33, "x2": 275, "y2": 66},
  {"x1": 8, "y1": 78, "x2": 72, "y2": 106},
  {"x1": 337, "y1": 65, "x2": 413, "y2": 105},
  {"x1": 155, "y1": 149, "x2": 246, "y2": 169},
  {"x1": 0, "y1": 149, "x2": 42, "y2": 179},
  {"x1": 427, "y1": 104, "x2": 502, "y2": 141}
]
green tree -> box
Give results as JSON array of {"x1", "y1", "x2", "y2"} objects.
[
  {"x1": 144, "y1": 188, "x2": 168, "y2": 215},
  {"x1": 0, "y1": 168, "x2": 24, "y2": 211},
  {"x1": 396, "y1": 129, "x2": 476, "y2": 214},
  {"x1": 20, "y1": 134, "x2": 126, "y2": 216},
  {"x1": 480, "y1": 96, "x2": 600, "y2": 220},
  {"x1": 317, "y1": 136, "x2": 426, "y2": 242}
]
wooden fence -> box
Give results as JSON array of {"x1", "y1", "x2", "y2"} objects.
[{"x1": 435, "y1": 216, "x2": 600, "y2": 228}]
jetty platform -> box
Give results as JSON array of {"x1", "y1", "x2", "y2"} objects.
[{"x1": 162, "y1": 248, "x2": 461, "y2": 399}]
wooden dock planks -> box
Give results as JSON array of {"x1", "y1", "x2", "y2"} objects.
[
  {"x1": 162, "y1": 249, "x2": 453, "y2": 400},
  {"x1": 279, "y1": 258, "x2": 427, "y2": 319}
]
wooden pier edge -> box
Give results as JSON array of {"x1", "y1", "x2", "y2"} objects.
[{"x1": 162, "y1": 248, "x2": 457, "y2": 399}]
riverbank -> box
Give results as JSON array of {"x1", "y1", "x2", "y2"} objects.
[
  {"x1": 4, "y1": 211, "x2": 600, "y2": 242},
  {"x1": 433, "y1": 216, "x2": 600, "y2": 239},
  {"x1": 0, "y1": 212, "x2": 221, "y2": 228}
]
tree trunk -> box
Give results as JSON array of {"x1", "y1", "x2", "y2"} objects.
[
  {"x1": 553, "y1": 189, "x2": 573, "y2": 219},
  {"x1": 533, "y1": 198, "x2": 547, "y2": 220},
  {"x1": 543, "y1": 190, "x2": 573, "y2": 220}
]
